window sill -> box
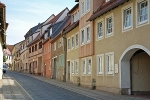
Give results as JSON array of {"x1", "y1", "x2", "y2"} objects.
[
  {"x1": 97, "y1": 36, "x2": 104, "y2": 41},
  {"x1": 137, "y1": 20, "x2": 149, "y2": 28},
  {"x1": 105, "y1": 33, "x2": 113, "y2": 38},
  {"x1": 123, "y1": 26, "x2": 133, "y2": 33}
]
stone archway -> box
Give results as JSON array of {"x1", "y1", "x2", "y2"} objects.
[{"x1": 119, "y1": 45, "x2": 150, "y2": 95}]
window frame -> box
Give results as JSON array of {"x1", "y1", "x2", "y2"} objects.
[
  {"x1": 105, "y1": 52, "x2": 114, "y2": 75},
  {"x1": 82, "y1": 58, "x2": 86, "y2": 75},
  {"x1": 97, "y1": 54, "x2": 104, "y2": 75},
  {"x1": 67, "y1": 38, "x2": 71, "y2": 52},
  {"x1": 71, "y1": 35, "x2": 75, "y2": 49},
  {"x1": 87, "y1": 57, "x2": 92, "y2": 75},
  {"x1": 75, "y1": 59, "x2": 79, "y2": 75},
  {"x1": 105, "y1": 13, "x2": 114, "y2": 38},
  {"x1": 54, "y1": 42, "x2": 56, "y2": 51},
  {"x1": 80, "y1": 28, "x2": 85, "y2": 45},
  {"x1": 96, "y1": 18, "x2": 104, "y2": 40},
  {"x1": 71, "y1": 60, "x2": 74, "y2": 75},
  {"x1": 75, "y1": 32, "x2": 79, "y2": 48},
  {"x1": 122, "y1": 3, "x2": 133, "y2": 32},
  {"x1": 136, "y1": 0, "x2": 149, "y2": 28},
  {"x1": 86, "y1": 25, "x2": 90, "y2": 43}
]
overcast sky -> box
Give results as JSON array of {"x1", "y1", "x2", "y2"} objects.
[{"x1": 1, "y1": 0, "x2": 77, "y2": 45}]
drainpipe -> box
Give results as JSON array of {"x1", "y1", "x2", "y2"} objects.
[{"x1": 62, "y1": 34, "x2": 67, "y2": 82}]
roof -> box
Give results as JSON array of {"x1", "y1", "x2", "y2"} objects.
[
  {"x1": 51, "y1": 16, "x2": 71, "y2": 39},
  {"x1": 27, "y1": 34, "x2": 41, "y2": 47},
  {"x1": 0, "y1": 2, "x2": 5, "y2": 8},
  {"x1": 50, "y1": 16, "x2": 71, "y2": 43},
  {"x1": 63, "y1": 20, "x2": 79, "y2": 34},
  {"x1": 88, "y1": 0, "x2": 128, "y2": 21},
  {"x1": 75, "y1": 0, "x2": 79, "y2": 2},
  {"x1": 68, "y1": 3, "x2": 79, "y2": 14},
  {"x1": 24, "y1": 23, "x2": 43, "y2": 39},
  {"x1": 46, "y1": 7, "x2": 69, "y2": 25},
  {"x1": 6, "y1": 45, "x2": 14, "y2": 52}
]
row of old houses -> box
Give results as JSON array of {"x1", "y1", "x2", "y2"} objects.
[{"x1": 12, "y1": 0, "x2": 150, "y2": 95}]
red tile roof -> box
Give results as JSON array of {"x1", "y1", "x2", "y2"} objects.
[
  {"x1": 6, "y1": 45, "x2": 14, "y2": 52},
  {"x1": 0, "y1": 2, "x2": 5, "y2": 8},
  {"x1": 88, "y1": 0, "x2": 128, "y2": 21},
  {"x1": 63, "y1": 20, "x2": 79, "y2": 34}
]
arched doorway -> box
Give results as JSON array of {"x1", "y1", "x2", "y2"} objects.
[{"x1": 119, "y1": 45, "x2": 150, "y2": 95}]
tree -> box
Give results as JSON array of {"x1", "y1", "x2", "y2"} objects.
[{"x1": 3, "y1": 55, "x2": 7, "y2": 62}]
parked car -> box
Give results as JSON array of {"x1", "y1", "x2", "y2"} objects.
[{"x1": 3, "y1": 64, "x2": 7, "y2": 73}]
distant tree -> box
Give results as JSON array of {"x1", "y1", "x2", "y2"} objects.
[{"x1": 3, "y1": 55, "x2": 7, "y2": 62}]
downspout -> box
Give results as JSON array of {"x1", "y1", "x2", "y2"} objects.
[{"x1": 62, "y1": 33, "x2": 67, "y2": 82}]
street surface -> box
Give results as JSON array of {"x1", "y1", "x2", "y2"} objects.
[
  {"x1": 7, "y1": 71, "x2": 95, "y2": 100},
  {"x1": 6, "y1": 71, "x2": 148, "y2": 100}
]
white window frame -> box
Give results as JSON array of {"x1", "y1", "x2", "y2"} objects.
[
  {"x1": 67, "y1": 38, "x2": 71, "y2": 52},
  {"x1": 75, "y1": 59, "x2": 79, "y2": 75},
  {"x1": 105, "y1": 52, "x2": 114, "y2": 75},
  {"x1": 97, "y1": 54, "x2": 104, "y2": 75},
  {"x1": 105, "y1": 13, "x2": 114, "y2": 38},
  {"x1": 86, "y1": 0, "x2": 90, "y2": 12},
  {"x1": 80, "y1": 28, "x2": 85, "y2": 45},
  {"x1": 71, "y1": 35, "x2": 75, "y2": 49},
  {"x1": 71, "y1": 60, "x2": 74, "y2": 75},
  {"x1": 75, "y1": 32, "x2": 79, "y2": 48},
  {"x1": 136, "y1": 0, "x2": 149, "y2": 28},
  {"x1": 96, "y1": 18, "x2": 104, "y2": 41},
  {"x1": 54, "y1": 42, "x2": 56, "y2": 51},
  {"x1": 87, "y1": 57, "x2": 92, "y2": 75},
  {"x1": 86, "y1": 25, "x2": 90, "y2": 43},
  {"x1": 122, "y1": 3, "x2": 133, "y2": 32},
  {"x1": 82, "y1": 58, "x2": 86, "y2": 75}
]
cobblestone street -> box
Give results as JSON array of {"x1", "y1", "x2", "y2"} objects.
[{"x1": 5, "y1": 71, "x2": 149, "y2": 100}]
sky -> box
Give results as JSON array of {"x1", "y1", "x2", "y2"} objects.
[{"x1": 1, "y1": 0, "x2": 77, "y2": 45}]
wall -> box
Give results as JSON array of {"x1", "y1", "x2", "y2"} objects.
[{"x1": 0, "y1": 36, "x2": 3, "y2": 79}]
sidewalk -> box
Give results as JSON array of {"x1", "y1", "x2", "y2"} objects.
[
  {"x1": 0, "y1": 74, "x2": 33, "y2": 100},
  {"x1": 22, "y1": 73, "x2": 148, "y2": 100}
]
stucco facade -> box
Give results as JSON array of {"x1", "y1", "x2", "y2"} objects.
[
  {"x1": 92, "y1": 0, "x2": 150, "y2": 94},
  {"x1": 43, "y1": 39, "x2": 52, "y2": 78}
]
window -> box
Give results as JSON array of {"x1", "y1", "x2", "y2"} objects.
[
  {"x1": 86, "y1": 27, "x2": 90, "y2": 42},
  {"x1": 97, "y1": 21, "x2": 103, "y2": 39},
  {"x1": 106, "y1": 17, "x2": 112, "y2": 34},
  {"x1": 105, "y1": 14, "x2": 113, "y2": 37},
  {"x1": 122, "y1": 3, "x2": 133, "y2": 32},
  {"x1": 124, "y1": 8, "x2": 132, "y2": 29},
  {"x1": 75, "y1": 60, "x2": 78, "y2": 75},
  {"x1": 81, "y1": 30, "x2": 84, "y2": 44},
  {"x1": 32, "y1": 46, "x2": 34, "y2": 52},
  {"x1": 72, "y1": 15, "x2": 74, "y2": 23},
  {"x1": 29, "y1": 47, "x2": 31, "y2": 53},
  {"x1": 54, "y1": 42, "x2": 56, "y2": 51},
  {"x1": 87, "y1": 0, "x2": 90, "y2": 11},
  {"x1": 59, "y1": 54, "x2": 63, "y2": 67},
  {"x1": 44, "y1": 33, "x2": 48, "y2": 39},
  {"x1": 138, "y1": 0, "x2": 148, "y2": 24},
  {"x1": 71, "y1": 61, "x2": 74, "y2": 74},
  {"x1": 71, "y1": 36, "x2": 75, "y2": 49},
  {"x1": 87, "y1": 58, "x2": 92, "y2": 75},
  {"x1": 81, "y1": 1, "x2": 85, "y2": 15},
  {"x1": 97, "y1": 54, "x2": 104, "y2": 75},
  {"x1": 75, "y1": 33, "x2": 78, "y2": 47},
  {"x1": 35, "y1": 44, "x2": 37, "y2": 51},
  {"x1": 106, "y1": 52, "x2": 114, "y2": 75},
  {"x1": 82, "y1": 59, "x2": 86, "y2": 75},
  {"x1": 67, "y1": 38, "x2": 70, "y2": 50},
  {"x1": 39, "y1": 42, "x2": 42, "y2": 49}
]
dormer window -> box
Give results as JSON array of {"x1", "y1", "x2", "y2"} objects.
[
  {"x1": 44, "y1": 32, "x2": 48, "y2": 39},
  {"x1": 106, "y1": 0, "x2": 110, "y2": 2}
]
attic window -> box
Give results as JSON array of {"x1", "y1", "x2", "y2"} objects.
[{"x1": 106, "y1": 0, "x2": 110, "y2": 2}]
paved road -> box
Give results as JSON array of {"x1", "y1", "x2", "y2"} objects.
[{"x1": 6, "y1": 71, "x2": 95, "y2": 100}]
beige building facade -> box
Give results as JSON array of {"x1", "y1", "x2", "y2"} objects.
[{"x1": 88, "y1": 0, "x2": 150, "y2": 95}]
